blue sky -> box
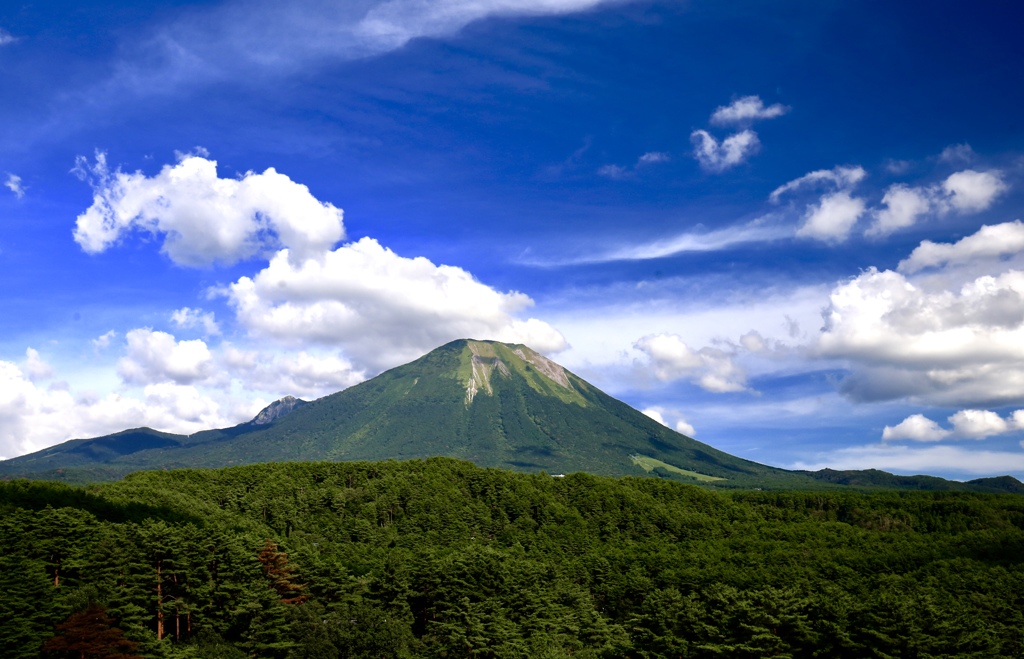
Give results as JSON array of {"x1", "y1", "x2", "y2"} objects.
[{"x1": 3, "y1": 0, "x2": 1024, "y2": 479}]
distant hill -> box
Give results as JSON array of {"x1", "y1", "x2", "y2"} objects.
[{"x1": 1, "y1": 339, "x2": 1021, "y2": 493}]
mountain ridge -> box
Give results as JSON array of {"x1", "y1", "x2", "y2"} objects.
[{"x1": 1, "y1": 339, "x2": 1021, "y2": 493}]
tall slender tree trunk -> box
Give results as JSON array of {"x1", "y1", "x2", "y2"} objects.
[{"x1": 156, "y1": 559, "x2": 164, "y2": 641}]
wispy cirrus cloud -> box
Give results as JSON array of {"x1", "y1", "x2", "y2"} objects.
[
  {"x1": 597, "y1": 151, "x2": 670, "y2": 179},
  {"x1": 14, "y1": 0, "x2": 629, "y2": 154},
  {"x1": 637, "y1": 151, "x2": 670, "y2": 165},
  {"x1": 103, "y1": 0, "x2": 628, "y2": 98},
  {"x1": 769, "y1": 165, "x2": 866, "y2": 203},
  {"x1": 518, "y1": 218, "x2": 787, "y2": 266},
  {"x1": 938, "y1": 143, "x2": 976, "y2": 164},
  {"x1": 353, "y1": 0, "x2": 623, "y2": 54}
]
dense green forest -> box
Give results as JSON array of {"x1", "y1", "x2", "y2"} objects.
[{"x1": 3, "y1": 458, "x2": 1023, "y2": 658}]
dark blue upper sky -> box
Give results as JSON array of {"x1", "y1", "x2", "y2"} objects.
[{"x1": 2, "y1": 0, "x2": 1024, "y2": 477}]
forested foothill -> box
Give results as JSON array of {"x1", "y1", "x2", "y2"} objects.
[{"x1": 2, "y1": 458, "x2": 1023, "y2": 658}]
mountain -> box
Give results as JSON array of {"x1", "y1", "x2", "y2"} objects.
[
  {"x1": 0, "y1": 339, "x2": 798, "y2": 486},
  {"x1": 1, "y1": 339, "x2": 1022, "y2": 493}
]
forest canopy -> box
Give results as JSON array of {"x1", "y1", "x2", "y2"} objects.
[{"x1": 2, "y1": 458, "x2": 1022, "y2": 658}]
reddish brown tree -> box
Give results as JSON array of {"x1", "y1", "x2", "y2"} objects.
[
  {"x1": 257, "y1": 538, "x2": 308, "y2": 605},
  {"x1": 42, "y1": 603, "x2": 143, "y2": 659}
]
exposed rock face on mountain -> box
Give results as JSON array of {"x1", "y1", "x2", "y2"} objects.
[{"x1": 250, "y1": 396, "x2": 307, "y2": 425}]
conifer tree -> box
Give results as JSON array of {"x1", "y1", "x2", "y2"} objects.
[
  {"x1": 258, "y1": 539, "x2": 308, "y2": 605},
  {"x1": 42, "y1": 603, "x2": 143, "y2": 659}
]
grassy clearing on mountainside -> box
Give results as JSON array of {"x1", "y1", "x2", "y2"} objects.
[{"x1": 630, "y1": 455, "x2": 727, "y2": 482}]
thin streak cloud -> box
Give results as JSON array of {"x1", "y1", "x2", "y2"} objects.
[{"x1": 520, "y1": 219, "x2": 788, "y2": 266}]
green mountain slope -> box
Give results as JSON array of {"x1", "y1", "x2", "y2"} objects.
[
  {"x1": 2, "y1": 339, "x2": 1022, "y2": 493},
  {"x1": 1, "y1": 340, "x2": 800, "y2": 486}
]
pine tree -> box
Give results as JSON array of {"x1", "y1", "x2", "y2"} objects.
[
  {"x1": 258, "y1": 539, "x2": 309, "y2": 605},
  {"x1": 42, "y1": 603, "x2": 143, "y2": 659}
]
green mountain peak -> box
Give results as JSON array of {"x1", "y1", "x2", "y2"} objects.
[
  {"x1": 0, "y1": 338, "x2": 790, "y2": 485},
  {"x1": 4, "y1": 339, "x2": 1021, "y2": 492}
]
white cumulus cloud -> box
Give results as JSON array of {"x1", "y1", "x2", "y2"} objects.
[
  {"x1": 948, "y1": 409, "x2": 1015, "y2": 439},
  {"x1": 882, "y1": 414, "x2": 949, "y2": 442},
  {"x1": 92, "y1": 330, "x2": 117, "y2": 351},
  {"x1": 641, "y1": 406, "x2": 696, "y2": 436},
  {"x1": 942, "y1": 169, "x2": 1007, "y2": 213},
  {"x1": 771, "y1": 166, "x2": 869, "y2": 243},
  {"x1": 171, "y1": 307, "x2": 221, "y2": 336},
  {"x1": 118, "y1": 329, "x2": 215, "y2": 385},
  {"x1": 867, "y1": 184, "x2": 933, "y2": 236},
  {"x1": 226, "y1": 237, "x2": 566, "y2": 371},
  {"x1": 24, "y1": 348, "x2": 54, "y2": 381},
  {"x1": 634, "y1": 333, "x2": 746, "y2": 393},
  {"x1": 710, "y1": 95, "x2": 789, "y2": 126},
  {"x1": 73, "y1": 152, "x2": 565, "y2": 376},
  {"x1": 73, "y1": 152, "x2": 345, "y2": 266},
  {"x1": 0, "y1": 359, "x2": 236, "y2": 459},
  {"x1": 818, "y1": 222, "x2": 1024, "y2": 406},
  {"x1": 899, "y1": 220, "x2": 1024, "y2": 273},
  {"x1": 221, "y1": 344, "x2": 365, "y2": 398},
  {"x1": 641, "y1": 408, "x2": 667, "y2": 425},
  {"x1": 3, "y1": 151, "x2": 576, "y2": 459},
  {"x1": 796, "y1": 191, "x2": 866, "y2": 243},
  {"x1": 690, "y1": 129, "x2": 760, "y2": 173},
  {"x1": 674, "y1": 419, "x2": 696, "y2": 436},
  {"x1": 883, "y1": 409, "x2": 1024, "y2": 442},
  {"x1": 867, "y1": 169, "x2": 1007, "y2": 237}
]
